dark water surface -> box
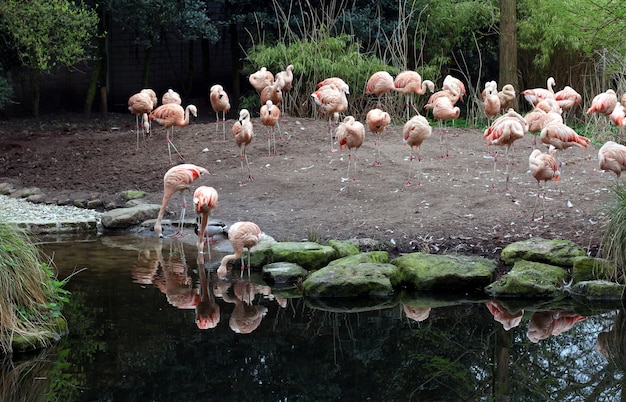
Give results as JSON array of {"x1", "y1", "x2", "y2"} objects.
[{"x1": 5, "y1": 234, "x2": 624, "y2": 401}]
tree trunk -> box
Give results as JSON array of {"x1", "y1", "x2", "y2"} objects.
[
  {"x1": 141, "y1": 47, "x2": 152, "y2": 89},
  {"x1": 499, "y1": 0, "x2": 518, "y2": 108}
]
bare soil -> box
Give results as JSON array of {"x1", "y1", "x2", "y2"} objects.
[{"x1": 0, "y1": 112, "x2": 614, "y2": 258}]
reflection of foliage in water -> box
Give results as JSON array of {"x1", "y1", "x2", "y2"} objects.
[{"x1": 47, "y1": 287, "x2": 108, "y2": 401}]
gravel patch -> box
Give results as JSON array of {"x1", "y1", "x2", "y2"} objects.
[{"x1": 0, "y1": 195, "x2": 102, "y2": 234}]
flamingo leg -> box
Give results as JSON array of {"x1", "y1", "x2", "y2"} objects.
[
  {"x1": 166, "y1": 127, "x2": 184, "y2": 164},
  {"x1": 491, "y1": 150, "x2": 498, "y2": 190},
  {"x1": 329, "y1": 119, "x2": 337, "y2": 152},
  {"x1": 172, "y1": 192, "x2": 187, "y2": 238},
  {"x1": 504, "y1": 146, "x2": 512, "y2": 191},
  {"x1": 374, "y1": 134, "x2": 382, "y2": 166},
  {"x1": 405, "y1": 150, "x2": 415, "y2": 187}
]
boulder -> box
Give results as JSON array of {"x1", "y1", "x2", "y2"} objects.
[
  {"x1": 572, "y1": 256, "x2": 614, "y2": 283},
  {"x1": 303, "y1": 262, "x2": 396, "y2": 297},
  {"x1": 328, "y1": 251, "x2": 388, "y2": 266},
  {"x1": 101, "y1": 204, "x2": 161, "y2": 229},
  {"x1": 485, "y1": 260, "x2": 568, "y2": 298},
  {"x1": 569, "y1": 280, "x2": 625, "y2": 301},
  {"x1": 327, "y1": 239, "x2": 360, "y2": 258},
  {"x1": 390, "y1": 252, "x2": 497, "y2": 293},
  {"x1": 500, "y1": 237, "x2": 586, "y2": 267},
  {"x1": 268, "y1": 242, "x2": 337, "y2": 270},
  {"x1": 120, "y1": 190, "x2": 146, "y2": 201},
  {"x1": 262, "y1": 262, "x2": 308, "y2": 287}
]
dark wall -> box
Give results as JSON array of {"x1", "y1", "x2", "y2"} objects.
[{"x1": 6, "y1": 6, "x2": 239, "y2": 119}]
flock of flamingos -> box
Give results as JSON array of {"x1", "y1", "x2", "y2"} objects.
[{"x1": 126, "y1": 65, "x2": 626, "y2": 278}]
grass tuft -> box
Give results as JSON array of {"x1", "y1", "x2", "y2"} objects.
[
  {"x1": 0, "y1": 223, "x2": 68, "y2": 353},
  {"x1": 600, "y1": 183, "x2": 626, "y2": 283}
]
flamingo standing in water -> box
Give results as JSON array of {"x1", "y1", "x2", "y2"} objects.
[
  {"x1": 529, "y1": 146, "x2": 560, "y2": 221},
  {"x1": 154, "y1": 163, "x2": 209, "y2": 238},
  {"x1": 484, "y1": 109, "x2": 528, "y2": 190},
  {"x1": 217, "y1": 221, "x2": 263, "y2": 279},
  {"x1": 193, "y1": 186, "x2": 219, "y2": 253},
  {"x1": 336, "y1": 115, "x2": 365, "y2": 182},
  {"x1": 260, "y1": 100, "x2": 281, "y2": 156},
  {"x1": 209, "y1": 84, "x2": 230, "y2": 141},
  {"x1": 393, "y1": 70, "x2": 434, "y2": 120},
  {"x1": 232, "y1": 109, "x2": 254, "y2": 184},
  {"x1": 128, "y1": 91, "x2": 153, "y2": 149},
  {"x1": 598, "y1": 141, "x2": 626, "y2": 179},
  {"x1": 311, "y1": 83, "x2": 348, "y2": 152},
  {"x1": 149, "y1": 103, "x2": 197, "y2": 164},
  {"x1": 403, "y1": 114, "x2": 432, "y2": 187},
  {"x1": 365, "y1": 108, "x2": 391, "y2": 166}
]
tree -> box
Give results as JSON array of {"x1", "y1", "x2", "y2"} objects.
[
  {"x1": 0, "y1": 0, "x2": 99, "y2": 117},
  {"x1": 106, "y1": 0, "x2": 219, "y2": 91},
  {"x1": 499, "y1": 0, "x2": 518, "y2": 103}
]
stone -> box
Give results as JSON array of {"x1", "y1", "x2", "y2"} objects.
[
  {"x1": 268, "y1": 241, "x2": 337, "y2": 271},
  {"x1": 390, "y1": 252, "x2": 497, "y2": 293},
  {"x1": 569, "y1": 280, "x2": 625, "y2": 300},
  {"x1": 572, "y1": 256, "x2": 614, "y2": 283},
  {"x1": 328, "y1": 251, "x2": 388, "y2": 266},
  {"x1": 11, "y1": 187, "x2": 42, "y2": 198},
  {"x1": 327, "y1": 239, "x2": 360, "y2": 258},
  {"x1": 120, "y1": 190, "x2": 146, "y2": 201},
  {"x1": 485, "y1": 260, "x2": 568, "y2": 298},
  {"x1": 303, "y1": 262, "x2": 396, "y2": 298},
  {"x1": 0, "y1": 182, "x2": 17, "y2": 195},
  {"x1": 262, "y1": 262, "x2": 308, "y2": 287},
  {"x1": 101, "y1": 204, "x2": 161, "y2": 229},
  {"x1": 86, "y1": 199, "x2": 104, "y2": 209},
  {"x1": 500, "y1": 237, "x2": 586, "y2": 267}
]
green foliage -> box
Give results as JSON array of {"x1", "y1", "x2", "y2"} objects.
[
  {"x1": 0, "y1": 223, "x2": 69, "y2": 353},
  {"x1": 518, "y1": 0, "x2": 626, "y2": 73},
  {"x1": 601, "y1": 182, "x2": 626, "y2": 282},
  {"x1": 107, "y1": 0, "x2": 220, "y2": 47},
  {"x1": 0, "y1": 75, "x2": 13, "y2": 111},
  {"x1": 245, "y1": 32, "x2": 397, "y2": 118},
  {"x1": 0, "y1": 0, "x2": 99, "y2": 72}
]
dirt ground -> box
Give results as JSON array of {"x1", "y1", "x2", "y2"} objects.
[{"x1": 0, "y1": 111, "x2": 615, "y2": 259}]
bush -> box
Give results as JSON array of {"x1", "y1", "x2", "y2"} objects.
[
  {"x1": 0, "y1": 75, "x2": 13, "y2": 111},
  {"x1": 601, "y1": 183, "x2": 626, "y2": 283},
  {"x1": 0, "y1": 223, "x2": 69, "y2": 353}
]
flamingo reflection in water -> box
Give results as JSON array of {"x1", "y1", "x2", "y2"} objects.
[
  {"x1": 486, "y1": 299, "x2": 524, "y2": 331},
  {"x1": 527, "y1": 310, "x2": 586, "y2": 343},
  {"x1": 195, "y1": 254, "x2": 221, "y2": 329},
  {"x1": 151, "y1": 240, "x2": 200, "y2": 310},
  {"x1": 402, "y1": 305, "x2": 431, "y2": 323},
  {"x1": 218, "y1": 281, "x2": 269, "y2": 334}
]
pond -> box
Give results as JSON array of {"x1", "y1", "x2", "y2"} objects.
[{"x1": 2, "y1": 233, "x2": 624, "y2": 401}]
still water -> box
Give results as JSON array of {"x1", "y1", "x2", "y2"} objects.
[{"x1": 4, "y1": 233, "x2": 625, "y2": 401}]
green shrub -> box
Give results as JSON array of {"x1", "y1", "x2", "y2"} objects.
[
  {"x1": 0, "y1": 75, "x2": 13, "y2": 111},
  {"x1": 0, "y1": 223, "x2": 69, "y2": 353},
  {"x1": 601, "y1": 183, "x2": 626, "y2": 283}
]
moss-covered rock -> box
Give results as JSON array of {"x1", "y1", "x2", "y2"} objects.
[
  {"x1": 569, "y1": 280, "x2": 625, "y2": 300},
  {"x1": 328, "y1": 251, "x2": 388, "y2": 266},
  {"x1": 327, "y1": 239, "x2": 360, "y2": 258},
  {"x1": 389, "y1": 252, "x2": 497, "y2": 293},
  {"x1": 120, "y1": 189, "x2": 146, "y2": 201},
  {"x1": 572, "y1": 256, "x2": 614, "y2": 282},
  {"x1": 303, "y1": 263, "x2": 396, "y2": 297},
  {"x1": 268, "y1": 241, "x2": 337, "y2": 270},
  {"x1": 485, "y1": 260, "x2": 568, "y2": 298},
  {"x1": 500, "y1": 237, "x2": 586, "y2": 267},
  {"x1": 262, "y1": 262, "x2": 308, "y2": 287}
]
